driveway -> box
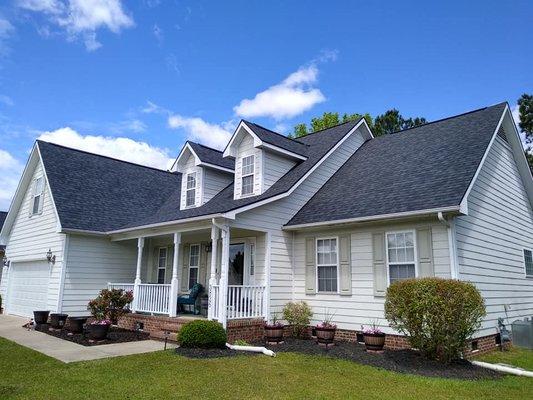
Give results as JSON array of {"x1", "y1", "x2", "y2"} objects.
[{"x1": 0, "y1": 314, "x2": 175, "y2": 363}]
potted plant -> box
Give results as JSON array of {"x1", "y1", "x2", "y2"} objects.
[
  {"x1": 68, "y1": 316, "x2": 88, "y2": 334},
  {"x1": 88, "y1": 319, "x2": 112, "y2": 340},
  {"x1": 264, "y1": 313, "x2": 284, "y2": 344},
  {"x1": 362, "y1": 323, "x2": 386, "y2": 352},
  {"x1": 315, "y1": 309, "x2": 337, "y2": 347},
  {"x1": 49, "y1": 313, "x2": 69, "y2": 329},
  {"x1": 0, "y1": 294, "x2": 3, "y2": 314},
  {"x1": 33, "y1": 310, "x2": 50, "y2": 325}
]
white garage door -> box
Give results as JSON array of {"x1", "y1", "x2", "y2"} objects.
[{"x1": 7, "y1": 261, "x2": 50, "y2": 317}]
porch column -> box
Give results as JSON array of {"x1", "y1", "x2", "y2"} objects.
[
  {"x1": 169, "y1": 232, "x2": 181, "y2": 317},
  {"x1": 208, "y1": 225, "x2": 219, "y2": 320},
  {"x1": 264, "y1": 231, "x2": 272, "y2": 322},
  {"x1": 132, "y1": 237, "x2": 144, "y2": 313},
  {"x1": 218, "y1": 224, "x2": 230, "y2": 328}
]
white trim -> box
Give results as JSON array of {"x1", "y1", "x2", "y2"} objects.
[
  {"x1": 199, "y1": 161, "x2": 234, "y2": 173},
  {"x1": 226, "y1": 119, "x2": 369, "y2": 218},
  {"x1": 107, "y1": 213, "x2": 223, "y2": 235},
  {"x1": 185, "y1": 171, "x2": 198, "y2": 208},
  {"x1": 385, "y1": 230, "x2": 418, "y2": 286},
  {"x1": 36, "y1": 145, "x2": 62, "y2": 232},
  {"x1": 188, "y1": 243, "x2": 200, "y2": 289},
  {"x1": 315, "y1": 236, "x2": 340, "y2": 294},
  {"x1": 284, "y1": 206, "x2": 461, "y2": 230},
  {"x1": 448, "y1": 218, "x2": 459, "y2": 279},
  {"x1": 459, "y1": 106, "x2": 507, "y2": 213},
  {"x1": 259, "y1": 142, "x2": 307, "y2": 161},
  {"x1": 264, "y1": 231, "x2": 272, "y2": 322},
  {"x1": 56, "y1": 233, "x2": 69, "y2": 313},
  {"x1": 240, "y1": 154, "x2": 255, "y2": 196},
  {"x1": 156, "y1": 247, "x2": 168, "y2": 284},
  {"x1": 28, "y1": 175, "x2": 45, "y2": 217},
  {"x1": 523, "y1": 248, "x2": 533, "y2": 279}
]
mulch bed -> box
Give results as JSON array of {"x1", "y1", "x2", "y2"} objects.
[
  {"x1": 37, "y1": 325, "x2": 150, "y2": 346},
  {"x1": 271, "y1": 338, "x2": 501, "y2": 380},
  {"x1": 175, "y1": 347, "x2": 257, "y2": 359}
]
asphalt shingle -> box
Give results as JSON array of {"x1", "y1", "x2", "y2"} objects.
[{"x1": 188, "y1": 142, "x2": 234, "y2": 170}]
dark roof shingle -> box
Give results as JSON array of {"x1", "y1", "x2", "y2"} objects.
[
  {"x1": 245, "y1": 121, "x2": 309, "y2": 157},
  {"x1": 286, "y1": 103, "x2": 507, "y2": 226},
  {"x1": 188, "y1": 142, "x2": 234, "y2": 170}
]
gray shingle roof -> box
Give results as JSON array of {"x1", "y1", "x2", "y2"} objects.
[
  {"x1": 188, "y1": 141, "x2": 234, "y2": 170},
  {"x1": 245, "y1": 121, "x2": 309, "y2": 157},
  {"x1": 286, "y1": 103, "x2": 507, "y2": 227},
  {"x1": 0, "y1": 211, "x2": 7, "y2": 231}
]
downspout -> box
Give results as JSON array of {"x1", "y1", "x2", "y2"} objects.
[
  {"x1": 437, "y1": 212, "x2": 459, "y2": 280},
  {"x1": 226, "y1": 342, "x2": 276, "y2": 357}
]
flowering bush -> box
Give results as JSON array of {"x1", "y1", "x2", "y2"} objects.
[
  {"x1": 90, "y1": 319, "x2": 112, "y2": 326},
  {"x1": 87, "y1": 289, "x2": 133, "y2": 323},
  {"x1": 316, "y1": 308, "x2": 337, "y2": 329},
  {"x1": 283, "y1": 301, "x2": 313, "y2": 338},
  {"x1": 265, "y1": 312, "x2": 284, "y2": 328},
  {"x1": 362, "y1": 324, "x2": 383, "y2": 335}
]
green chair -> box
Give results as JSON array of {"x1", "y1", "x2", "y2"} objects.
[{"x1": 177, "y1": 283, "x2": 203, "y2": 314}]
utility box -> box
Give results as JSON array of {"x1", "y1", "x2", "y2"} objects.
[{"x1": 511, "y1": 317, "x2": 533, "y2": 349}]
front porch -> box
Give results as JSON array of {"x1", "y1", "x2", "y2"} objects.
[{"x1": 108, "y1": 221, "x2": 271, "y2": 328}]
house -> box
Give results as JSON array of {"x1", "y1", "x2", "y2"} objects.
[
  {"x1": 0, "y1": 211, "x2": 6, "y2": 283},
  {"x1": 1, "y1": 102, "x2": 532, "y2": 348}
]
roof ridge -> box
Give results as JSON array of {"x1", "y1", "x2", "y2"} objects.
[
  {"x1": 37, "y1": 140, "x2": 177, "y2": 175},
  {"x1": 385, "y1": 102, "x2": 507, "y2": 136},
  {"x1": 294, "y1": 118, "x2": 362, "y2": 141},
  {"x1": 244, "y1": 120, "x2": 309, "y2": 147}
]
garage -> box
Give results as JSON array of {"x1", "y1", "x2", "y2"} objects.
[{"x1": 7, "y1": 261, "x2": 50, "y2": 317}]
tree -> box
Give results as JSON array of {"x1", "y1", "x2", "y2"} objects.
[
  {"x1": 373, "y1": 109, "x2": 427, "y2": 136},
  {"x1": 310, "y1": 112, "x2": 341, "y2": 132},
  {"x1": 293, "y1": 111, "x2": 374, "y2": 138},
  {"x1": 518, "y1": 94, "x2": 533, "y2": 172}
]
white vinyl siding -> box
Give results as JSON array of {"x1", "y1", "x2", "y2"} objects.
[
  {"x1": 262, "y1": 150, "x2": 297, "y2": 191},
  {"x1": 234, "y1": 134, "x2": 262, "y2": 199},
  {"x1": 235, "y1": 126, "x2": 368, "y2": 314},
  {"x1": 179, "y1": 153, "x2": 203, "y2": 209},
  {"x1": 455, "y1": 134, "x2": 533, "y2": 337},
  {"x1": 61, "y1": 235, "x2": 137, "y2": 315},
  {"x1": 203, "y1": 168, "x2": 233, "y2": 203},
  {"x1": 292, "y1": 220, "x2": 451, "y2": 333},
  {"x1": 0, "y1": 160, "x2": 65, "y2": 313}
]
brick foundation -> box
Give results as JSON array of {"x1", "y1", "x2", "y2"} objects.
[{"x1": 227, "y1": 318, "x2": 265, "y2": 343}]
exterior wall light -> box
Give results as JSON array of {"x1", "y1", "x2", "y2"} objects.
[{"x1": 46, "y1": 248, "x2": 56, "y2": 264}]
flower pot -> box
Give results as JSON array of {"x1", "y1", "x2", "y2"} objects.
[
  {"x1": 315, "y1": 326, "x2": 336, "y2": 346},
  {"x1": 88, "y1": 323, "x2": 110, "y2": 341},
  {"x1": 49, "y1": 313, "x2": 69, "y2": 329},
  {"x1": 68, "y1": 317, "x2": 88, "y2": 334},
  {"x1": 33, "y1": 310, "x2": 50, "y2": 325},
  {"x1": 264, "y1": 325, "x2": 284, "y2": 344},
  {"x1": 363, "y1": 333, "x2": 386, "y2": 352}
]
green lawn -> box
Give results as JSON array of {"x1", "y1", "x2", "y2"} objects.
[
  {"x1": 1, "y1": 337, "x2": 532, "y2": 400},
  {"x1": 476, "y1": 347, "x2": 533, "y2": 371}
]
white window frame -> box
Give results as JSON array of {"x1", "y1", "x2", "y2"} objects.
[
  {"x1": 30, "y1": 176, "x2": 45, "y2": 216},
  {"x1": 185, "y1": 172, "x2": 197, "y2": 207},
  {"x1": 249, "y1": 242, "x2": 255, "y2": 276},
  {"x1": 524, "y1": 248, "x2": 533, "y2": 279},
  {"x1": 157, "y1": 247, "x2": 168, "y2": 284},
  {"x1": 188, "y1": 243, "x2": 200, "y2": 289},
  {"x1": 315, "y1": 237, "x2": 340, "y2": 293},
  {"x1": 240, "y1": 154, "x2": 255, "y2": 196},
  {"x1": 385, "y1": 230, "x2": 418, "y2": 286}
]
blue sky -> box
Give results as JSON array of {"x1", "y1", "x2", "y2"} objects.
[{"x1": 0, "y1": 0, "x2": 531, "y2": 209}]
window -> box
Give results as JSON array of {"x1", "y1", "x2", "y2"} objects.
[
  {"x1": 386, "y1": 232, "x2": 416, "y2": 284},
  {"x1": 185, "y1": 172, "x2": 197, "y2": 207},
  {"x1": 525, "y1": 249, "x2": 533, "y2": 277},
  {"x1": 188, "y1": 244, "x2": 200, "y2": 289},
  {"x1": 316, "y1": 238, "x2": 338, "y2": 292},
  {"x1": 157, "y1": 248, "x2": 167, "y2": 284},
  {"x1": 250, "y1": 243, "x2": 255, "y2": 276},
  {"x1": 241, "y1": 155, "x2": 255, "y2": 195},
  {"x1": 31, "y1": 176, "x2": 44, "y2": 215}
]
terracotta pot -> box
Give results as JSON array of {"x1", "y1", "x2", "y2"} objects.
[
  {"x1": 33, "y1": 310, "x2": 50, "y2": 325},
  {"x1": 88, "y1": 323, "x2": 110, "y2": 341},
  {"x1": 264, "y1": 325, "x2": 284, "y2": 343},
  {"x1": 363, "y1": 333, "x2": 386, "y2": 352},
  {"x1": 315, "y1": 326, "x2": 336, "y2": 346},
  {"x1": 68, "y1": 317, "x2": 88, "y2": 334},
  {"x1": 50, "y1": 313, "x2": 69, "y2": 329}
]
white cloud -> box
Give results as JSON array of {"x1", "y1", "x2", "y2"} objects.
[
  {"x1": 511, "y1": 105, "x2": 527, "y2": 146},
  {"x1": 0, "y1": 18, "x2": 15, "y2": 56},
  {"x1": 17, "y1": 0, "x2": 134, "y2": 51},
  {"x1": 167, "y1": 115, "x2": 233, "y2": 150},
  {"x1": 233, "y1": 64, "x2": 326, "y2": 120},
  {"x1": 38, "y1": 127, "x2": 173, "y2": 170},
  {"x1": 0, "y1": 149, "x2": 24, "y2": 210}
]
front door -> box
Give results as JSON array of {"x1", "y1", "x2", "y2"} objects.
[{"x1": 228, "y1": 243, "x2": 245, "y2": 285}]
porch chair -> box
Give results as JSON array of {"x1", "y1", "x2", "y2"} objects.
[{"x1": 177, "y1": 283, "x2": 203, "y2": 315}]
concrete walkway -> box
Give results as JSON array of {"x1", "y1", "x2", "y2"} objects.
[{"x1": 0, "y1": 314, "x2": 176, "y2": 363}]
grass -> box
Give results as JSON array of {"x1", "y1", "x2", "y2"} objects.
[
  {"x1": 476, "y1": 346, "x2": 533, "y2": 371},
  {"x1": 1, "y1": 337, "x2": 532, "y2": 400}
]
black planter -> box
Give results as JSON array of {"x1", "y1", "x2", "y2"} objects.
[
  {"x1": 87, "y1": 323, "x2": 110, "y2": 341},
  {"x1": 33, "y1": 310, "x2": 50, "y2": 325},
  {"x1": 50, "y1": 313, "x2": 69, "y2": 329},
  {"x1": 68, "y1": 317, "x2": 88, "y2": 334}
]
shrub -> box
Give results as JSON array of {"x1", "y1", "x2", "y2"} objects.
[
  {"x1": 283, "y1": 301, "x2": 313, "y2": 338},
  {"x1": 87, "y1": 289, "x2": 133, "y2": 323},
  {"x1": 384, "y1": 278, "x2": 486, "y2": 363},
  {"x1": 177, "y1": 320, "x2": 227, "y2": 349}
]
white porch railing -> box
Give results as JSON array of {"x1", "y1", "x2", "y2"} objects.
[
  {"x1": 226, "y1": 285, "x2": 266, "y2": 320},
  {"x1": 136, "y1": 284, "x2": 171, "y2": 314},
  {"x1": 108, "y1": 283, "x2": 135, "y2": 293}
]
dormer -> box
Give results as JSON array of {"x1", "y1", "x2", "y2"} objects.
[
  {"x1": 223, "y1": 121, "x2": 308, "y2": 200},
  {"x1": 172, "y1": 142, "x2": 234, "y2": 209}
]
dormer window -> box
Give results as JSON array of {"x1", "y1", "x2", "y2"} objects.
[
  {"x1": 186, "y1": 172, "x2": 197, "y2": 207},
  {"x1": 241, "y1": 155, "x2": 255, "y2": 196}
]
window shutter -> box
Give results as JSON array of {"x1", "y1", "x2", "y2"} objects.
[
  {"x1": 372, "y1": 232, "x2": 387, "y2": 297},
  {"x1": 181, "y1": 244, "x2": 190, "y2": 292},
  {"x1": 199, "y1": 243, "x2": 207, "y2": 288},
  {"x1": 305, "y1": 237, "x2": 316, "y2": 294},
  {"x1": 416, "y1": 227, "x2": 434, "y2": 277},
  {"x1": 339, "y1": 234, "x2": 352, "y2": 295}
]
